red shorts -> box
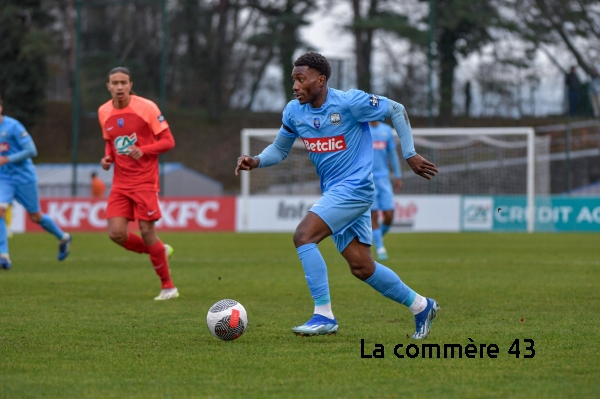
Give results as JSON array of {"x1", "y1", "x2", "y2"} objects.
[{"x1": 106, "y1": 190, "x2": 162, "y2": 221}]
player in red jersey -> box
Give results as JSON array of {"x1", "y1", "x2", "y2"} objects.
[{"x1": 98, "y1": 67, "x2": 178, "y2": 300}]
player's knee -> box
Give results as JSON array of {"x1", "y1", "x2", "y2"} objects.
[
  {"x1": 292, "y1": 230, "x2": 306, "y2": 247},
  {"x1": 348, "y1": 261, "x2": 374, "y2": 281},
  {"x1": 292, "y1": 228, "x2": 317, "y2": 247},
  {"x1": 108, "y1": 229, "x2": 127, "y2": 244},
  {"x1": 28, "y1": 212, "x2": 42, "y2": 223}
]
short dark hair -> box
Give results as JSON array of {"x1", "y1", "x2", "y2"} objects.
[
  {"x1": 0, "y1": 95, "x2": 3, "y2": 106},
  {"x1": 294, "y1": 52, "x2": 331, "y2": 81},
  {"x1": 107, "y1": 67, "x2": 132, "y2": 82}
]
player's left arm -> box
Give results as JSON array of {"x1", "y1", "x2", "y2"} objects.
[
  {"x1": 386, "y1": 131, "x2": 403, "y2": 192},
  {"x1": 386, "y1": 129, "x2": 402, "y2": 179},
  {"x1": 128, "y1": 101, "x2": 174, "y2": 160},
  {"x1": 385, "y1": 100, "x2": 438, "y2": 180},
  {"x1": 0, "y1": 129, "x2": 37, "y2": 166},
  {"x1": 135, "y1": 128, "x2": 175, "y2": 157}
]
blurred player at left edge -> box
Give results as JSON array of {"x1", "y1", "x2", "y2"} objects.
[{"x1": 0, "y1": 95, "x2": 72, "y2": 270}]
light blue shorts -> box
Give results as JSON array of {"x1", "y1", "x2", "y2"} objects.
[
  {"x1": 0, "y1": 180, "x2": 40, "y2": 213},
  {"x1": 371, "y1": 175, "x2": 395, "y2": 211},
  {"x1": 309, "y1": 189, "x2": 373, "y2": 253}
]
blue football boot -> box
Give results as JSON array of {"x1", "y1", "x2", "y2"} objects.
[
  {"x1": 292, "y1": 314, "x2": 338, "y2": 336},
  {"x1": 412, "y1": 298, "x2": 440, "y2": 339}
]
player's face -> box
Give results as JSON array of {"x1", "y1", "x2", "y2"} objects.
[
  {"x1": 292, "y1": 66, "x2": 325, "y2": 105},
  {"x1": 107, "y1": 72, "x2": 133, "y2": 102}
]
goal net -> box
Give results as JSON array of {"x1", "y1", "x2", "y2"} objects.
[{"x1": 240, "y1": 127, "x2": 550, "y2": 232}]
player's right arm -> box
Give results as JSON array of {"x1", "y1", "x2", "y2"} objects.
[
  {"x1": 235, "y1": 104, "x2": 297, "y2": 175},
  {"x1": 235, "y1": 131, "x2": 296, "y2": 175},
  {"x1": 98, "y1": 104, "x2": 114, "y2": 170},
  {"x1": 100, "y1": 140, "x2": 114, "y2": 170},
  {"x1": 0, "y1": 123, "x2": 37, "y2": 166}
]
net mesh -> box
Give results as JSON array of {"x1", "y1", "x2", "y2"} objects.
[{"x1": 245, "y1": 129, "x2": 550, "y2": 196}]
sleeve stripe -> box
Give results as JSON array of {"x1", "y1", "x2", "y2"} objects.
[{"x1": 281, "y1": 123, "x2": 294, "y2": 134}]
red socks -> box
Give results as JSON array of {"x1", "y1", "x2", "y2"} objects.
[
  {"x1": 122, "y1": 232, "x2": 149, "y2": 254},
  {"x1": 148, "y1": 241, "x2": 174, "y2": 289}
]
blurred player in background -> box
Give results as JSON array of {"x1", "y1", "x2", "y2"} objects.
[
  {"x1": 90, "y1": 171, "x2": 107, "y2": 198},
  {"x1": 236, "y1": 53, "x2": 440, "y2": 339},
  {"x1": 369, "y1": 121, "x2": 402, "y2": 261},
  {"x1": 5, "y1": 205, "x2": 13, "y2": 238},
  {"x1": 0, "y1": 96, "x2": 71, "y2": 270},
  {"x1": 99, "y1": 67, "x2": 178, "y2": 300}
]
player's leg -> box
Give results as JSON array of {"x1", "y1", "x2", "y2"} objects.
[
  {"x1": 374, "y1": 177, "x2": 394, "y2": 259},
  {"x1": 106, "y1": 191, "x2": 148, "y2": 253},
  {"x1": 371, "y1": 191, "x2": 387, "y2": 261},
  {"x1": 0, "y1": 180, "x2": 15, "y2": 269},
  {"x1": 134, "y1": 191, "x2": 177, "y2": 300},
  {"x1": 291, "y1": 192, "x2": 372, "y2": 336},
  {"x1": 381, "y1": 209, "x2": 394, "y2": 236},
  {"x1": 291, "y1": 210, "x2": 336, "y2": 336},
  {"x1": 338, "y1": 216, "x2": 439, "y2": 339},
  {"x1": 17, "y1": 182, "x2": 71, "y2": 261},
  {"x1": 0, "y1": 204, "x2": 11, "y2": 269},
  {"x1": 371, "y1": 209, "x2": 387, "y2": 261},
  {"x1": 139, "y1": 220, "x2": 178, "y2": 300}
]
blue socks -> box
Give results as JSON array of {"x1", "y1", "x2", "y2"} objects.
[
  {"x1": 296, "y1": 243, "x2": 333, "y2": 318},
  {"x1": 381, "y1": 224, "x2": 390, "y2": 236},
  {"x1": 40, "y1": 214, "x2": 65, "y2": 240},
  {"x1": 365, "y1": 262, "x2": 416, "y2": 307},
  {"x1": 0, "y1": 216, "x2": 8, "y2": 254},
  {"x1": 297, "y1": 243, "x2": 330, "y2": 299},
  {"x1": 373, "y1": 227, "x2": 384, "y2": 250}
]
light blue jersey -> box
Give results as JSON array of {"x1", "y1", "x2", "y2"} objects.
[
  {"x1": 0, "y1": 116, "x2": 37, "y2": 184},
  {"x1": 279, "y1": 88, "x2": 388, "y2": 201},
  {"x1": 371, "y1": 122, "x2": 401, "y2": 179}
]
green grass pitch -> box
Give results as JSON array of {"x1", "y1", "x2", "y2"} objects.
[{"x1": 1, "y1": 232, "x2": 599, "y2": 398}]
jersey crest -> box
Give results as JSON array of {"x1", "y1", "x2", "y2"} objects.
[
  {"x1": 313, "y1": 117, "x2": 321, "y2": 129},
  {"x1": 330, "y1": 113, "x2": 341, "y2": 125},
  {"x1": 114, "y1": 133, "x2": 137, "y2": 154}
]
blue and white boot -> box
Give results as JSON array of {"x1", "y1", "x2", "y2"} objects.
[
  {"x1": 412, "y1": 298, "x2": 440, "y2": 339},
  {"x1": 0, "y1": 254, "x2": 11, "y2": 270},
  {"x1": 292, "y1": 314, "x2": 338, "y2": 336},
  {"x1": 58, "y1": 233, "x2": 71, "y2": 261}
]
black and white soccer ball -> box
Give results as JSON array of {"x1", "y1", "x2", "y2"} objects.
[{"x1": 207, "y1": 299, "x2": 248, "y2": 341}]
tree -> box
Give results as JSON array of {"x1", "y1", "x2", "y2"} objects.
[
  {"x1": 346, "y1": 0, "x2": 422, "y2": 93},
  {"x1": 171, "y1": 0, "x2": 273, "y2": 119},
  {"x1": 0, "y1": 0, "x2": 51, "y2": 129},
  {"x1": 248, "y1": 0, "x2": 317, "y2": 102},
  {"x1": 423, "y1": 0, "x2": 503, "y2": 125},
  {"x1": 515, "y1": 0, "x2": 600, "y2": 76}
]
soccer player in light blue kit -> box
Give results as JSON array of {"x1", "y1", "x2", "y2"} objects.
[
  {"x1": 369, "y1": 120, "x2": 402, "y2": 261},
  {"x1": 0, "y1": 96, "x2": 71, "y2": 269},
  {"x1": 236, "y1": 53, "x2": 440, "y2": 339}
]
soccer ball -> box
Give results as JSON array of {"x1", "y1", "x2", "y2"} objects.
[{"x1": 206, "y1": 299, "x2": 248, "y2": 341}]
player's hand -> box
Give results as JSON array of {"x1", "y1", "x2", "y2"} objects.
[
  {"x1": 100, "y1": 155, "x2": 113, "y2": 170},
  {"x1": 393, "y1": 178, "x2": 403, "y2": 193},
  {"x1": 0, "y1": 156, "x2": 9, "y2": 166},
  {"x1": 126, "y1": 146, "x2": 144, "y2": 160},
  {"x1": 406, "y1": 154, "x2": 439, "y2": 180},
  {"x1": 235, "y1": 155, "x2": 260, "y2": 176}
]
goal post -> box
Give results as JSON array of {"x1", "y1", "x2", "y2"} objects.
[
  {"x1": 240, "y1": 127, "x2": 542, "y2": 232},
  {"x1": 412, "y1": 128, "x2": 536, "y2": 233}
]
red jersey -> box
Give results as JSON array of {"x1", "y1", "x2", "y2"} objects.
[{"x1": 98, "y1": 95, "x2": 169, "y2": 192}]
